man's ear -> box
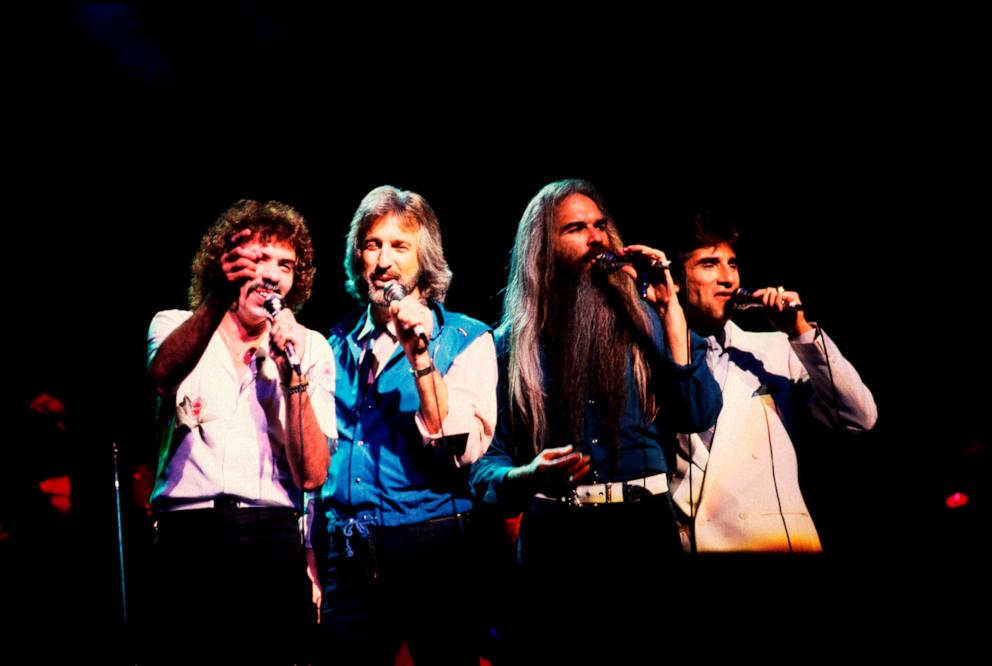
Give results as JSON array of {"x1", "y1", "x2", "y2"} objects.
[{"x1": 669, "y1": 259, "x2": 686, "y2": 289}]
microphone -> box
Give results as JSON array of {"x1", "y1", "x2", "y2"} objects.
[
  {"x1": 383, "y1": 282, "x2": 429, "y2": 346},
  {"x1": 733, "y1": 287, "x2": 803, "y2": 312},
  {"x1": 261, "y1": 293, "x2": 303, "y2": 376},
  {"x1": 593, "y1": 251, "x2": 672, "y2": 298}
]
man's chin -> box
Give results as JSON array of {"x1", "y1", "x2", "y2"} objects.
[
  {"x1": 234, "y1": 305, "x2": 268, "y2": 330},
  {"x1": 366, "y1": 282, "x2": 393, "y2": 307},
  {"x1": 367, "y1": 276, "x2": 418, "y2": 306},
  {"x1": 713, "y1": 308, "x2": 733, "y2": 327},
  {"x1": 686, "y1": 304, "x2": 726, "y2": 327},
  {"x1": 366, "y1": 286, "x2": 386, "y2": 306}
]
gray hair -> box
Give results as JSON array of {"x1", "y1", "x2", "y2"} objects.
[{"x1": 344, "y1": 185, "x2": 453, "y2": 303}]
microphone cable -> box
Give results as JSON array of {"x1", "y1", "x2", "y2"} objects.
[
  {"x1": 762, "y1": 398, "x2": 794, "y2": 553},
  {"x1": 680, "y1": 268, "x2": 700, "y2": 555},
  {"x1": 412, "y1": 308, "x2": 470, "y2": 614}
]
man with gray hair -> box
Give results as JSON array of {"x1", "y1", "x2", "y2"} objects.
[{"x1": 311, "y1": 185, "x2": 497, "y2": 665}]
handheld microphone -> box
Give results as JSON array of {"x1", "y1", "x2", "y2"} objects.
[
  {"x1": 261, "y1": 293, "x2": 303, "y2": 376},
  {"x1": 733, "y1": 287, "x2": 803, "y2": 312},
  {"x1": 593, "y1": 251, "x2": 672, "y2": 298},
  {"x1": 383, "y1": 282, "x2": 429, "y2": 346}
]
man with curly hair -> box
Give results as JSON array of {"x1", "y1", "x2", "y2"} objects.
[{"x1": 145, "y1": 199, "x2": 335, "y2": 661}]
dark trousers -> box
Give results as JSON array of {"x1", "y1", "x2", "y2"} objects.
[
  {"x1": 521, "y1": 490, "x2": 682, "y2": 582},
  {"x1": 318, "y1": 513, "x2": 478, "y2": 666},
  {"x1": 505, "y1": 493, "x2": 684, "y2": 663},
  {"x1": 146, "y1": 505, "x2": 315, "y2": 664}
]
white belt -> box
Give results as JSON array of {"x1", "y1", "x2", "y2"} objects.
[{"x1": 537, "y1": 473, "x2": 669, "y2": 506}]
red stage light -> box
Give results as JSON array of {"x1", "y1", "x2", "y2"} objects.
[{"x1": 945, "y1": 492, "x2": 969, "y2": 509}]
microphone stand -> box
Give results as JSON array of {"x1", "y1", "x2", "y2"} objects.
[{"x1": 113, "y1": 442, "x2": 128, "y2": 629}]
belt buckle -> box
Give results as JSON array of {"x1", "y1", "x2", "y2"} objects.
[
  {"x1": 570, "y1": 482, "x2": 611, "y2": 506},
  {"x1": 624, "y1": 481, "x2": 651, "y2": 502},
  {"x1": 213, "y1": 495, "x2": 240, "y2": 510},
  {"x1": 570, "y1": 484, "x2": 599, "y2": 506}
]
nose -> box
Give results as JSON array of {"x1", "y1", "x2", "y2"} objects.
[
  {"x1": 716, "y1": 263, "x2": 734, "y2": 286},
  {"x1": 376, "y1": 244, "x2": 395, "y2": 270},
  {"x1": 257, "y1": 259, "x2": 279, "y2": 282},
  {"x1": 589, "y1": 226, "x2": 608, "y2": 248}
]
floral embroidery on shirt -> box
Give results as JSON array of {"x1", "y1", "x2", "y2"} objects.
[
  {"x1": 176, "y1": 395, "x2": 212, "y2": 429},
  {"x1": 313, "y1": 357, "x2": 335, "y2": 393}
]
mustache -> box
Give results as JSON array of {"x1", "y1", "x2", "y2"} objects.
[
  {"x1": 368, "y1": 269, "x2": 400, "y2": 283},
  {"x1": 582, "y1": 248, "x2": 605, "y2": 263},
  {"x1": 249, "y1": 278, "x2": 280, "y2": 294}
]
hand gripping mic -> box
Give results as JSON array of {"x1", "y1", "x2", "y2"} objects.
[
  {"x1": 383, "y1": 282, "x2": 429, "y2": 346},
  {"x1": 262, "y1": 293, "x2": 303, "y2": 376}
]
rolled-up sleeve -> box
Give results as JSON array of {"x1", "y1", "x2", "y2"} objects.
[
  {"x1": 415, "y1": 332, "x2": 498, "y2": 467},
  {"x1": 302, "y1": 330, "x2": 339, "y2": 442}
]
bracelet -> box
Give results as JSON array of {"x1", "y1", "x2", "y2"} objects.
[
  {"x1": 286, "y1": 381, "x2": 309, "y2": 395},
  {"x1": 412, "y1": 364, "x2": 434, "y2": 378}
]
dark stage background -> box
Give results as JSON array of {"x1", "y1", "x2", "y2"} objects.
[{"x1": 3, "y1": 4, "x2": 987, "y2": 658}]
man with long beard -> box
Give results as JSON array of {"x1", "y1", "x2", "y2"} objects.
[{"x1": 469, "y1": 179, "x2": 722, "y2": 659}]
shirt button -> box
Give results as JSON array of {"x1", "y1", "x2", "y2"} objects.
[
  {"x1": 357, "y1": 440, "x2": 364, "y2": 447},
  {"x1": 355, "y1": 477, "x2": 362, "y2": 484},
  {"x1": 738, "y1": 511, "x2": 748, "y2": 520},
  {"x1": 591, "y1": 438, "x2": 599, "y2": 445},
  {"x1": 751, "y1": 451, "x2": 759, "y2": 459}
]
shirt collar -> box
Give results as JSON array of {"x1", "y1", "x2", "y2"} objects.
[
  {"x1": 707, "y1": 320, "x2": 733, "y2": 353},
  {"x1": 355, "y1": 306, "x2": 398, "y2": 344}
]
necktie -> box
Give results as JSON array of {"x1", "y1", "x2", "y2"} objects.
[
  {"x1": 357, "y1": 344, "x2": 379, "y2": 395},
  {"x1": 698, "y1": 336, "x2": 726, "y2": 449}
]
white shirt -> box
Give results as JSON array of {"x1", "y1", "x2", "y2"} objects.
[
  {"x1": 354, "y1": 313, "x2": 497, "y2": 468},
  {"x1": 148, "y1": 310, "x2": 337, "y2": 511}
]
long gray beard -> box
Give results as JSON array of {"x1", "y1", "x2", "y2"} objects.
[{"x1": 546, "y1": 270, "x2": 632, "y2": 456}]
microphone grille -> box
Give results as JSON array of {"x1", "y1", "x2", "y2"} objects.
[
  {"x1": 262, "y1": 293, "x2": 284, "y2": 315},
  {"x1": 732, "y1": 287, "x2": 764, "y2": 311},
  {"x1": 592, "y1": 251, "x2": 625, "y2": 274},
  {"x1": 383, "y1": 281, "x2": 407, "y2": 304}
]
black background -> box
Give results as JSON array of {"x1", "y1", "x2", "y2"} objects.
[{"x1": 4, "y1": 4, "x2": 987, "y2": 655}]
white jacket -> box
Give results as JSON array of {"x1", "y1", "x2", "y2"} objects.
[{"x1": 672, "y1": 320, "x2": 877, "y2": 552}]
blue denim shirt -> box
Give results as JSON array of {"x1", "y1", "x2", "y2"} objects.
[
  {"x1": 470, "y1": 304, "x2": 722, "y2": 511},
  {"x1": 320, "y1": 301, "x2": 491, "y2": 529}
]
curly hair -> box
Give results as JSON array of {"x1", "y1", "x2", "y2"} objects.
[
  {"x1": 188, "y1": 199, "x2": 315, "y2": 312},
  {"x1": 344, "y1": 185, "x2": 452, "y2": 304}
]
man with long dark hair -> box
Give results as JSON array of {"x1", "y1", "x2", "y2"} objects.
[
  {"x1": 146, "y1": 199, "x2": 334, "y2": 662},
  {"x1": 469, "y1": 179, "x2": 722, "y2": 658}
]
